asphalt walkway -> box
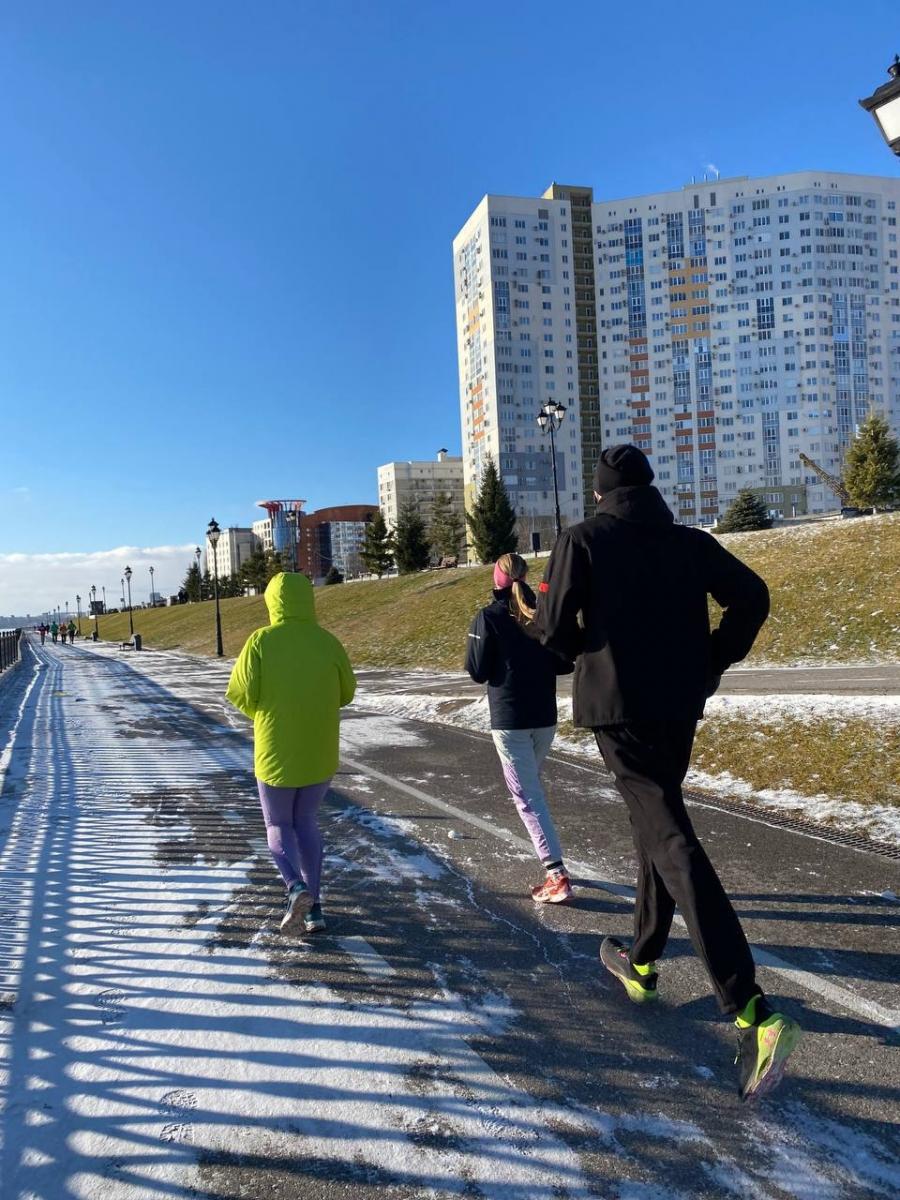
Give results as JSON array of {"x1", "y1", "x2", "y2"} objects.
[{"x1": 0, "y1": 638, "x2": 897, "y2": 1199}]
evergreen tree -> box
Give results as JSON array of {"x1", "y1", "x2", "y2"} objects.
[
  {"x1": 843, "y1": 412, "x2": 900, "y2": 510},
  {"x1": 265, "y1": 550, "x2": 285, "y2": 581},
  {"x1": 429, "y1": 491, "x2": 466, "y2": 560},
  {"x1": 393, "y1": 501, "x2": 431, "y2": 574},
  {"x1": 182, "y1": 561, "x2": 202, "y2": 602},
  {"x1": 466, "y1": 455, "x2": 518, "y2": 562},
  {"x1": 717, "y1": 489, "x2": 773, "y2": 533},
  {"x1": 241, "y1": 548, "x2": 270, "y2": 593},
  {"x1": 202, "y1": 567, "x2": 213, "y2": 599},
  {"x1": 222, "y1": 572, "x2": 244, "y2": 599},
  {"x1": 323, "y1": 565, "x2": 344, "y2": 585},
  {"x1": 360, "y1": 510, "x2": 395, "y2": 577}
]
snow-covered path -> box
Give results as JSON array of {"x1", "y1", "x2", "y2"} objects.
[
  {"x1": 1, "y1": 637, "x2": 899, "y2": 1199},
  {"x1": 0, "y1": 642, "x2": 597, "y2": 1199}
]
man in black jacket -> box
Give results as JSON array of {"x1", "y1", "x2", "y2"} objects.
[{"x1": 533, "y1": 444, "x2": 801, "y2": 1100}]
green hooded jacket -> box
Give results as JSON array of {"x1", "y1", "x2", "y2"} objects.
[{"x1": 225, "y1": 572, "x2": 356, "y2": 787}]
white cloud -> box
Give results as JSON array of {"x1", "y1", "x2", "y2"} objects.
[
  {"x1": 0, "y1": 544, "x2": 199, "y2": 619},
  {"x1": 705, "y1": 162, "x2": 719, "y2": 177}
]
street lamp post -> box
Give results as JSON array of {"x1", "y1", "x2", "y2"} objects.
[
  {"x1": 536, "y1": 400, "x2": 567, "y2": 539},
  {"x1": 206, "y1": 519, "x2": 224, "y2": 657},
  {"x1": 91, "y1": 585, "x2": 99, "y2": 640},
  {"x1": 860, "y1": 56, "x2": 900, "y2": 156},
  {"x1": 194, "y1": 546, "x2": 203, "y2": 601},
  {"x1": 76, "y1": 594, "x2": 82, "y2": 636},
  {"x1": 102, "y1": 586, "x2": 106, "y2": 614},
  {"x1": 149, "y1": 565, "x2": 155, "y2": 606},
  {"x1": 124, "y1": 566, "x2": 134, "y2": 636}
]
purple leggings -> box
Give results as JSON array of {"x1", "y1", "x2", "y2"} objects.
[{"x1": 256, "y1": 778, "x2": 332, "y2": 899}]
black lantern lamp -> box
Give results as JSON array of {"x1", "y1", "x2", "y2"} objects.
[{"x1": 859, "y1": 57, "x2": 900, "y2": 156}]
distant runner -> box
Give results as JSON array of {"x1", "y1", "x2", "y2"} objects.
[
  {"x1": 226, "y1": 572, "x2": 356, "y2": 937},
  {"x1": 50, "y1": 621, "x2": 58, "y2": 644},
  {"x1": 534, "y1": 444, "x2": 801, "y2": 1101},
  {"x1": 67, "y1": 621, "x2": 76, "y2": 644}
]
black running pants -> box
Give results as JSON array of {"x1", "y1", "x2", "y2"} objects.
[{"x1": 594, "y1": 719, "x2": 759, "y2": 1015}]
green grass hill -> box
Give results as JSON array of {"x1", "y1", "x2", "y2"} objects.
[{"x1": 93, "y1": 512, "x2": 900, "y2": 669}]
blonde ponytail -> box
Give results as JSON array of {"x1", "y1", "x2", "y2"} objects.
[{"x1": 497, "y1": 552, "x2": 535, "y2": 625}]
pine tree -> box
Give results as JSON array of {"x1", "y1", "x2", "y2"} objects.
[
  {"x1": 182, "y1": 561, "x2": 202, "y2": 602},
  {"x1": 265, "y1": 550, "x2": 285, "y2": 581},
  {"x1": 202, "y1": 567, "x2": 213, "y2": 599},
  {"x1": 843, "y1": 412, "x2": 900, "y2": 511},
  {"x1": 323, "y1": 565, "x2": 344, "y2": 585},
  {"x1": 717, "y1": 489, "x2": 773, "y2": 533},
  {"x1": 466, "y1": 455, "x2": 518, "y2": 562},
  {"x1": 429, "y1": 491, "x2": 466, "y2": 561},
  {"x1": 393, "y1": 501, "x2": 431, "y2": 574},
  {"x1": 241, "y1": 548, "x2": 270, "y2": 593},
  {"x1": 360, "y1": 510, "x2": 395, "y2": 577}
]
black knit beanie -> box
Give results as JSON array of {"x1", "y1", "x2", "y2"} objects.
[{"x1": 592, "y1": 444, "x2": 655, "y2": 493}]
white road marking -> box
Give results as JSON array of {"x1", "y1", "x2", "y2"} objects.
[
  {"x1": 341, "y1": 752, "x2": 900, "y2": 1037},
  {"x1": 337, "y1": 935, "x2": 397, "y2": 979}
]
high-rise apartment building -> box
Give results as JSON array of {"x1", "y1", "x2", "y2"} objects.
[{"x1": 454, "y1": 173, "x2": 900, "y2": 529}]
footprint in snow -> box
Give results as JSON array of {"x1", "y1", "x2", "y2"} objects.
[
  {"x1": 94, "y1": 989, "x2": 126, "y2": 1025},
  {"x1": 159, "y1": 1089, "x2": 197, "y2": 1144}
]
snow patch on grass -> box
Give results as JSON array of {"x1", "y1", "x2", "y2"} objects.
[{"x1": 354, "y1": 685, "x2": 900, "y2": 843}]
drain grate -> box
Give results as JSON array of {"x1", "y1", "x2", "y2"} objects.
[{"x1": 683, "y1": 785, "x2": 900, "y2": 863}]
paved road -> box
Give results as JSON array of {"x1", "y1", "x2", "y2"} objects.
[
  {"x1": 357, "y1": 662, "x2": 900, "y2": 699},
  {"x1": 0, "y1": 639, "x2": 898, "y2": 1199}
]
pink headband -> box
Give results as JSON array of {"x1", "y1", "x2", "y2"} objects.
[{"x1": 494, "y1": 562, "x2": 516, "y2": 589}]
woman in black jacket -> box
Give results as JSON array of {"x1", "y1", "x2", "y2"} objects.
[{"x1": 465, "y1": 553, "x2": 572, "y2": 903}]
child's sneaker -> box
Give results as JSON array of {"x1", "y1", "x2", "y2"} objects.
[
  {"x1": 279, "y1": 881, "x2": 312, "y2": 934},
  {"x1": 735, "y1": 997, "x2": 802, "y2": 1102},
  {"x1": 304, "y1": 903, "x2": 326, "y2": 934},
  {"x1": 599, "y1": 936, "x2": 658, "y2": 1003},
  {"x1": 531, "y1": 867, "x2": 572, "y2": 904}
]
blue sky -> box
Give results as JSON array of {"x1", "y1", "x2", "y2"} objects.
[{"x1": 1, "y1": 1, "x2": 898, "y2": 609}]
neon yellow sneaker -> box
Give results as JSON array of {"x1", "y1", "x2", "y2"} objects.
[
  {"x1": 735, "y1": 999, "x2": 802, "y2": 1101},
  {"x1": 599, "y1": 937, "x2": 658, "y2": 1003}
]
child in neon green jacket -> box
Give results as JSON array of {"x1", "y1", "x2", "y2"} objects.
[{"x1": 227, "y1": 572, "x2": 356, "y2": 936}]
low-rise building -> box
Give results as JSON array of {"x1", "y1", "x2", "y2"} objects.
[
  {"x1": 377, "y1": 450, "x2": 465, "y2": 556},
  {"x1": 206, "y1": 527, "x2": 260, "y2": 579},
  {"x1": 298, "y1": 506, "x2": 375, "y2": 578}
]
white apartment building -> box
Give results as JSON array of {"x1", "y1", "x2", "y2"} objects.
[
  {"x1": 454, "y1": 189, "x2": 589, "y2": 549},
  {"x1": 377, "y1": 450, "x2": 465, "y2": 531},
  {"x1": 251, "y1": 517, "x2": 274, "y2": 553},
  {"x1": 207, "y1": 527, "x2": 259, "y2": 579},
  {"x1": 454, "y1": 173, "x2": 900, "y2": 528}
]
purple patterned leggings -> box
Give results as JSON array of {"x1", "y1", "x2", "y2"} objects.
[{"x1": 256, "y1": 778, "x2": 332, "y2": 899}]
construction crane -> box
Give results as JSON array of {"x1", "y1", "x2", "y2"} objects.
[{"x1": 798, "y1": 452, "x2": 851, "y2": 507}]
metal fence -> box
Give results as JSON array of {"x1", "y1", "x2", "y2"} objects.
[{"x1": 0, "y1": 628, "x2": 22, "y2": 674}]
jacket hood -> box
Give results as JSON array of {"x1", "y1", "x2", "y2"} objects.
[
  {"x1": 264, "y1": 572, "x2": 316, "y2": 623},
  {"x1": 595, "y1": 485, "x2": 675, "y2": 527}
]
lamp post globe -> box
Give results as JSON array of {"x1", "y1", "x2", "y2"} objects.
[
  {"x1": 859, "y1": 56, "x2": 900, "y2": 156},
  {"x1": 206, "y1": 518, "x2": 224, "y2": 657},
  {"x1": 124, "y1": 566, "x2": 134, "y2": 636}
]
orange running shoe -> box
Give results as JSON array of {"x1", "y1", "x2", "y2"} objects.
[{"x1": 531, "y1": 868, "x2": 572, "y2": 904}]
